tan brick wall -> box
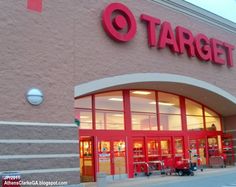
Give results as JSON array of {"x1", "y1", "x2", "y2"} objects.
[
  {"x1": 0, "y1": 122, "x2": 80, "y2": 185},
  {"x1": 0, "y1": 0, "x2": 75, "y2": 123},
  {"x1": 0, "y1": 0, "x2": 236, "y2": 123}
]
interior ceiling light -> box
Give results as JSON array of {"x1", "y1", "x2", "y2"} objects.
[
  {"x1": 80, "y1": 116, "x2": 89, "y2": 119},
  {"x1": 149, "y1": 101, "x2": 156, "y2": 105},
  {"x1": 158, "y1": 102, "x2": 174, "y2": 106},
  {"x1": 108, "y1": 98, "x2": 123, "y2": 101},
  {"x1": 149, "y1": 101, "x2": 174, "y2": 106},
  {"x1": 83, "y1": 120, "x2": 92, "y2": 123},
  {"x1": 113, "y1": 114, "x2": 124, "y2": 117},
  {"x1": 132, "y1": 91, "x2": 151, "y2": 95}
]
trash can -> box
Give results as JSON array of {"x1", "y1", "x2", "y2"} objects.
[
  {"x1": 1, "y1": 172, "x2": 21, "y2": 187},
  {"x1": 96, "y1": 172, "x2": 107, "y2": 187}
]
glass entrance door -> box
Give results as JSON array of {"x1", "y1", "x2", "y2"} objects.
[
  {"x1": 198, "y1": 139, "x2": 206, "y2": 165},
  {"x1": 98, "y1": 140, "x2": 111, "y2": 174},
  {"x1": 189, "y1": 138, "x2": 206, "y2": 166},
  {"x1": 113, "y1": 140, "x2": 126, "y2": 176},
  {"x1": 147, "y1": 139, "x2": 159, "y2": 161},
  {"x1": 160, "y1": 138, "x2": 172, "y2": 159},
  {"x1": 189, "y1": 139, "x2": 198, "y2": 164},
  {"x1": 160, "y1": 138, "x2": 172, "y2": 169},
  {"x1": 147, "y1": 138, "x2": 162, "y2": 172},
  {"x1": 98, "y1": 139, "x2": 126, "y2": 178},
  {"x1": 80, "y1": 137, "x2": 94, "y2": 182},
  {"x1": 208, "y1": 136, "x2": 219, "y2": 157},
  {"x1": 173, "y1": 137, "x2": 184, "y2": 164},
  {"x1": 133, "y1": 138, "x2": 146, "y2": 175}
]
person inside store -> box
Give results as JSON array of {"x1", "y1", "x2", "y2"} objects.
[{"x1": 211, "y1": 123, "x2": 216, "y2": 131}]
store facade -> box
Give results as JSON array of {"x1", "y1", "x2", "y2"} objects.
[
  {"x1": 1, "y1": 0, "x2": 236, "y2": 186},
  {"x1": 75, "y1": 75, "x2": 235, "y2": 181},
  {"x1": 74, "y1": 0, "x2": 236, "y2": 182},
  {"x1": 76, "y1": 89, "x2": 224, "y2": 180}
]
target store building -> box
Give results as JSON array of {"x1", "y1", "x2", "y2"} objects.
[{"x1": 1, "y1": 0, "x2": 236, "y2": 185}]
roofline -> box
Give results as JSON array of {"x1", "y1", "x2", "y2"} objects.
[{"x1": 151, "y1": 0, "x2": 236, "y2": 34}]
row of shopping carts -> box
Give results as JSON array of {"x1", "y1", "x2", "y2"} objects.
[
  {"x1": 133, "y1": 157, "x2": 202, "y2": 177},
  {"x1": 134, "y1": 154, "x2": 226, "y2": 177}
]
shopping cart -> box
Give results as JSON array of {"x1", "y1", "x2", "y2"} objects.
[
  {"x1": 162, "y1": 158, "x2": 194, "y2": 176},
  {"x1": 175, "y1": 159, "x2": 194, "y2": 176},
  {"x1": 209, "y1": 155, "x2": 226, "y2": 168},
  {"x1": 162, "y1": 158, "x2": 175, "y2": 175}
]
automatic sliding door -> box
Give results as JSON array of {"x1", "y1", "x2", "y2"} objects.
[
  {"x1": 98, "y1": 141, "x2": 111, "y2": 174},
  {"x1": 98, "y1": 139, "x2": 126, "y2": 178},
  {"x1": 113, "y1": 140, "x2": 126, "y2": 175}
]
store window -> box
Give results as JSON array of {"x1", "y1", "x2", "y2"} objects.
[
  {"x1": 130, "y1": 91, "x2": 157, "y2": 130},
  {"x1": 95, "y1": 91, "x2": 124, "y2": 130},
  {"x1": 185, "y1": 99, "x2": 204, "y2": 131},
  {"x1": 158, "y1": 92, "x2": 181, "y2": 130},
  {"x1": 75, "y1": 96, "x2": 92, "y2": 129},
  {"x1": 205, "y1": 108, "x2": 221, "y2": 131},
  {"x1": 75, "y1": 90, "x2": 222, "y2": 133}
]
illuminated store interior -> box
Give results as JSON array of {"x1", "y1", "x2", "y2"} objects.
[{"x1": 75, "y1": 90, "x2": 234, "y2": 182}]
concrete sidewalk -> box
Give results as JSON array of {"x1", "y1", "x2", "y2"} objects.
[{"x1": 80, "y1": 166, "x2": 236, "y2": 187}]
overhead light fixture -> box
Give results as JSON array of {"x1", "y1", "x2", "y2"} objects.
[
  {"x1": 83, "y1": 120, "x2": 92, "y2": 123},
  {"x1": 113, "y1": 114, "x2": 123, "y2": 117},
  {"x1": 26, "y1": 88, "x2": 44, "y2": 106},
  {"x1": 149, "y1": 101, "x2": 174, "y2": 106},
  {"x1": 80, "y1": 116, "x2": 89, "y2": 119},
  {"x1": 108, "y1": 98, "x2": 123, "y2": 101},
  {"x1": 158, "y1": 102, "x2": 174, "y2": 106},
  {"x1": 132, "y1": 91, "x2": 151, "y2": 95},
  {"x1": 149, "y1": 101, "x2": 156, "y2": 105}
]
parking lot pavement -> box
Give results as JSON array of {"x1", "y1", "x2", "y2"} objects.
[{"x1": 80, "y1": 166, "x2": 236, "y2": 187}]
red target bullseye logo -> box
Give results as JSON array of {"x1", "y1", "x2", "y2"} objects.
[{"x1": 102, "y1": 3, "x2": 137, "y2": 42}]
